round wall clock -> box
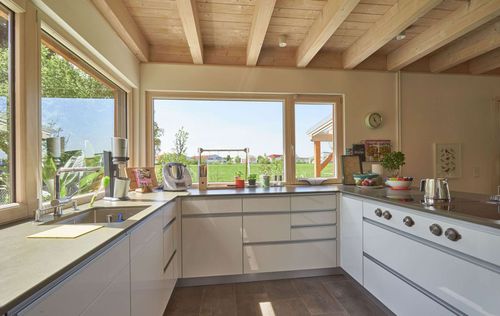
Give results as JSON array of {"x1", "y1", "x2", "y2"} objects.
[{"x1": 365, "y1": 112, "x2": 383, "y2": 129}]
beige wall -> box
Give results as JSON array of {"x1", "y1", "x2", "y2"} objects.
[
  {"x1": 401, "y1": 72, "x2": 500, "y2": 194},
  {"x1": 141, "y1": 63, "x2": 399, "y2": 166}
]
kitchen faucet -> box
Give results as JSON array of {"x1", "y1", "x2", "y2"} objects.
[{"x1": 35, "y1": 166, "x2": 102, "y2": 222}]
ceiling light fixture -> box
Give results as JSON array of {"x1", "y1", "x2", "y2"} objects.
[
  {"x1": 395, "y1": 31, "x2": 407, "y2": 41},
  {"x1": 279, "y1": 35, "x2": 287, "y2": 48}
]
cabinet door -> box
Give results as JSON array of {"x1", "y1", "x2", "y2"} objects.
[
  {"x1": 130, "y1": 211, "x2": 164, "y2": 316},
  {"x1": 81, "y1": 261, "x2": 131, "y2": 316},
  {"x1": 19, "y1": 236, "x2": 130, "y2": 316},
  {"x1": 243, "y1": 214, "x2": 290, "y2": 243},
  {"x1": 340, "y1": 195, "x2": 363, "y2": 284},
  {"x1": 182, "y1": 215, "x2": 242, "y2": 277}
]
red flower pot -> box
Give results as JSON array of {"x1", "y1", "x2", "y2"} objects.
[{"x1": 235, "y1": 178, "x2": 245, "y2": 188}]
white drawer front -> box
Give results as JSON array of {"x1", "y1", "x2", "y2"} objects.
[
  {"x1": 364, "y1": 221, "x2": 500, "y2": 316},
  {"x1": 363, "y1": 200, "x2": 500, "y2": 267},
  {"x1": 163, "y1": 202, "x2": 176, "y2": 227},
  {"x1": 291, "y1": 194, "x2": 336, "y2": 211},
  {"x1": 243, "y1": 214, "x2": 290, "y2": 243},
  {"x1": 182, "y1": 197, "x2": 242, "y2": 215},
  {"x1": 364, "y1": 257, "x2": 454, "y2": 316},
  {"x1": 243, "y1": 196, "x2": 290, "y2": 213},
  {"x1": 19, "y1": 237, "x2": 130, "y2": 316},
  {"x1": 291, "y1": 210, "x2": 336, "y2": 226},
  {"x1": 163, "y1": 220, "x2": 176, "y2": 268},
  {"x1": 243, "y1": 240, "x2": 336, "y2": 273},
  {"x1": 291, "y1": 225, "x2": 336, "y2": 240}
]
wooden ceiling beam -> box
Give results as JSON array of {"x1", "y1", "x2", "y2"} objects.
[
  {"x1": 92, "y1": 0, "x2": 149, "y2": 62},
  {"x1": 387, "y1": 0, "x2": 500, "y2": 71},
  {"x1": 342, "y1": 0, "x2": 441, "y2": 69},
  {"x1": 247, "y1": 0, "x2": 276, "y2": 66},
  {"x1": 296, "y1": 0, "x2": 359, "y2": 68},
  {"x1": 469, "y1": 48, "x2": 500, "y2": 74},
  {"x1": 430, "y1": 21, "x2": 500, "y2": 72},
  {"x1": 176, "y1": 0, "x2": 204, "y2": 64}
]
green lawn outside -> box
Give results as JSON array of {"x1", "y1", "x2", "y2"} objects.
[{"x1": 155, "y1": 163, "x2": 334, "y2": 183}]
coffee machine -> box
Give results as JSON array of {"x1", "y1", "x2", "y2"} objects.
[{"x1": 103, "y1": 137, "x2": 130, "y2": 200}]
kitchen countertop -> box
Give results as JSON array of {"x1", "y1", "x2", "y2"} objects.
[
  {"x1": 1, "y1": 185, "x2": 499, "y2": 313},
  {"x1": 0, "y1": 192, "x2": 185, "y2": 314},
  {"x1": 340, "y1": 186, "x2": 500, "y2": 230}
]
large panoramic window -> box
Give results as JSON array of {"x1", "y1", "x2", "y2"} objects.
[
  {"x1": 41, "y1": 34, "x2": 126, "y2": 201},
  {"x1": 153, "y1": 98, "x2": 284, "y2": 184},
  {"x1": 295, "y1": 101, "x2": 337, "y2": 180},
  {"x1": 0, "y1": 5, "x2": 14, "y2": 205}
]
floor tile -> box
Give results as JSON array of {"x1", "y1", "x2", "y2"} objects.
[
  {"x1": 199, "y1": 284, "x2": 237, "y2": 316},
  {"x1": 164, "y1": 286, "x2": 204, "y2": 315},
  {"x1": 322, "y1": 278, "x2": 388, "y2": 316},
  {"x1": 270, "y1": 298, "x2": 310, "y2": 316},
  {"x1": 263, "y1": 279, "x2": 300, "y2": 300}
]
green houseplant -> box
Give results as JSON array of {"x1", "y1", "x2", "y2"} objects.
[
  {"x1": 248, "y1": 173, "x2": 257, "y2": 186},
  {"x1": 380, "y1": 151, "x2": 405, "y2": 177}
]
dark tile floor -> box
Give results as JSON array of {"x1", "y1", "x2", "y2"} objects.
[{"x1": 164, "y1": 275, "x2": 390, "y2": 316}]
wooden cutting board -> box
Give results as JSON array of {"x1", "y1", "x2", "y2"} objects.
[{"x1": 27, "y1": 225, "x2": 103, "y2": 239}]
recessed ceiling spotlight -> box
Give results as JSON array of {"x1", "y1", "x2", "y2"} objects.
[
  {"x1": 395, "y1": 31, "x2": 407, "y2": 41},
  {"x1": 279, "y1": 35, "x2": 287, "y2": 48}
]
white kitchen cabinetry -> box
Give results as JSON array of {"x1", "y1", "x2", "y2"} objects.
[
  {"x1": 363, "y1": 257, "x2": 454, "y2": 316},
  {"x1": 182, "y1": 197, "x2": 243, "y2": 278},
  {"x1": 182, "y1": 216, "x2": 243, "y2": 277},
  {"x1": 18, "y1": 236, "x2": 130, "y2": 316},
  {"x1": 242, "y1": 196, "x2": 290, "y2": 243},
  {"x1": 243, "y1": 240, "x2": 337, "y2": 273},
  {"x1": 364, "y1": 220, "x2": 500, "y2": 315},
  {"x1": 130, "y1": 210, "x2": 164, "y2": 316},
  {"x1": 339, "y1": 195, "x2": 363, "y2": 284}
]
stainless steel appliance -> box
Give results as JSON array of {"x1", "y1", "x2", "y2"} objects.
[
  {"x1": 104, "y1": 137, "x2": 130, "y2": 200},
  {"x1": 420, "y1": 178, "x2": 451, "y2": 205},
  {"x1": 163, "y1": 163, "x2": 192, "y2": 191}
]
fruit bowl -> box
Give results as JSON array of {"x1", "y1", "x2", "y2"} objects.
[
  {"x1": 353, "y1": 173, "x2": 379, "y2": 186},
  {"x1": 385, "y1": 177, "x2": 413, "y2": 190}
]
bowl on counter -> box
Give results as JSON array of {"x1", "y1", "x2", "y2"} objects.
[
  {"x1": 385, "y1": 177, "x2": 413, "y2": 190},
  {"x1": 353, "y1": 173, "x2": 379, "y2": 186}
]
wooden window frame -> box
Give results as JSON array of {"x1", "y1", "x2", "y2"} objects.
[
  {"x1": 146, "y1": 92, "x2": 344, "y2": 186},
  {"x1": 288, "y1": 95, "x2": 344, "y2": 185},
  {"x1": 39, "y1": 32, "x2": 127, "y2": 207}
]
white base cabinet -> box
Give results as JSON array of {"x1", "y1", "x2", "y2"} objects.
[
  {"x1": 363, "y1": 257, "x2": 454, "y2": 316},
  {"x1": 130, "y1": 211, "x2": 164, "y2": 316},
  {"x1": 339, "y1": 195, "x2": 363, "y2": 284},
  {"x1": 18, "y1": 236, "x2": 130, "y2": 316},
  {"x1": 182, "y1": 215, "x2": 243, "y2": 277},
  {"x1": 243, "y1": 240, "x2": 337, "y2": 273}
]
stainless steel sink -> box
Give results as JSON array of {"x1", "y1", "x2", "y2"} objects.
[{"x1": 43, "y1": 206, "x2": 149, "y2": 225}]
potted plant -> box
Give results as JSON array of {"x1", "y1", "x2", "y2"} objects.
[
  {"x1": 234, "y1": 171, "x2": 245, "y2": 188},
  {"x1": 380, "y1": 151, "x2": 405, "y2": 178},
  {"x1": 260, "y1": 164, "x2": 272, "y2": 188},
  {"x1": 247, "y1": 173, "x2": 257, "y2": 186}
]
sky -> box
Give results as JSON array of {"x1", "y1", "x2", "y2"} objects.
[
  {"x1": 154, "y1": 99, "x2": 333, "y2": 158},
  {"x1": 41, "y1": 98, "x2": 114, "y2": 155}
]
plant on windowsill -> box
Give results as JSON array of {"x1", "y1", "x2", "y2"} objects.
[
  {"x1": 247, "y1": 173, "x2": 257, "y2": 186},
  {"x1": 234, "y1": 171, "x2": 245, "y2": 188},
  {"x1": 260, "y1": 164, "x2": 272, "y2": 188}
]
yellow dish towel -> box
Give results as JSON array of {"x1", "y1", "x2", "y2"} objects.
[{"x1": 27, "y1": 225, "x2": 103, "y2": 239}]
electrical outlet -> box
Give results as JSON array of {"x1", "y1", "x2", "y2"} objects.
[{"x1": 473, "y1": 167, "x2": 480, "y2": 178}]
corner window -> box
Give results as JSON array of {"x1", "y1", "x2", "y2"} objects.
[
  {"x1": 153, "y1": 98, "x2": 284, "y2": 184},
  {"x1": 40, "y1": 33, "x2": 126, "y2": 201},
  {"x1": 0, "y1": 4, "x2": 14, "y2": 205}
]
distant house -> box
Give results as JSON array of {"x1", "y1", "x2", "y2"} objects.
[
  {"x1": 268, "y1": 154, "x2": 283, "y2": 160},
  {"x1": 307, "y1": 116, "x2": 335, "y2": 177},
  {"x1": 242, "y1": 155, "x2": 257, "y2": 164}
]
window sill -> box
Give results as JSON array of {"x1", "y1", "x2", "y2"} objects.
[{"x1": 0, "y1": 203, "x2": 29, "y2": 225}]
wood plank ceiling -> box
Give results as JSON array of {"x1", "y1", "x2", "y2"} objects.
[{"x1": 93, "y1": 0, "x2": 500, "y2": 76}]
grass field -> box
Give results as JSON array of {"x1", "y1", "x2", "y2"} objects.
[{"x1": 155, "y1": 163, "x2": 334, "y2": 183}]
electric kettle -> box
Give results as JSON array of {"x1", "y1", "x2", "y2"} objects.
[{"x1": 420, "y1": 178, "x2": 451, "y2": 205}]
